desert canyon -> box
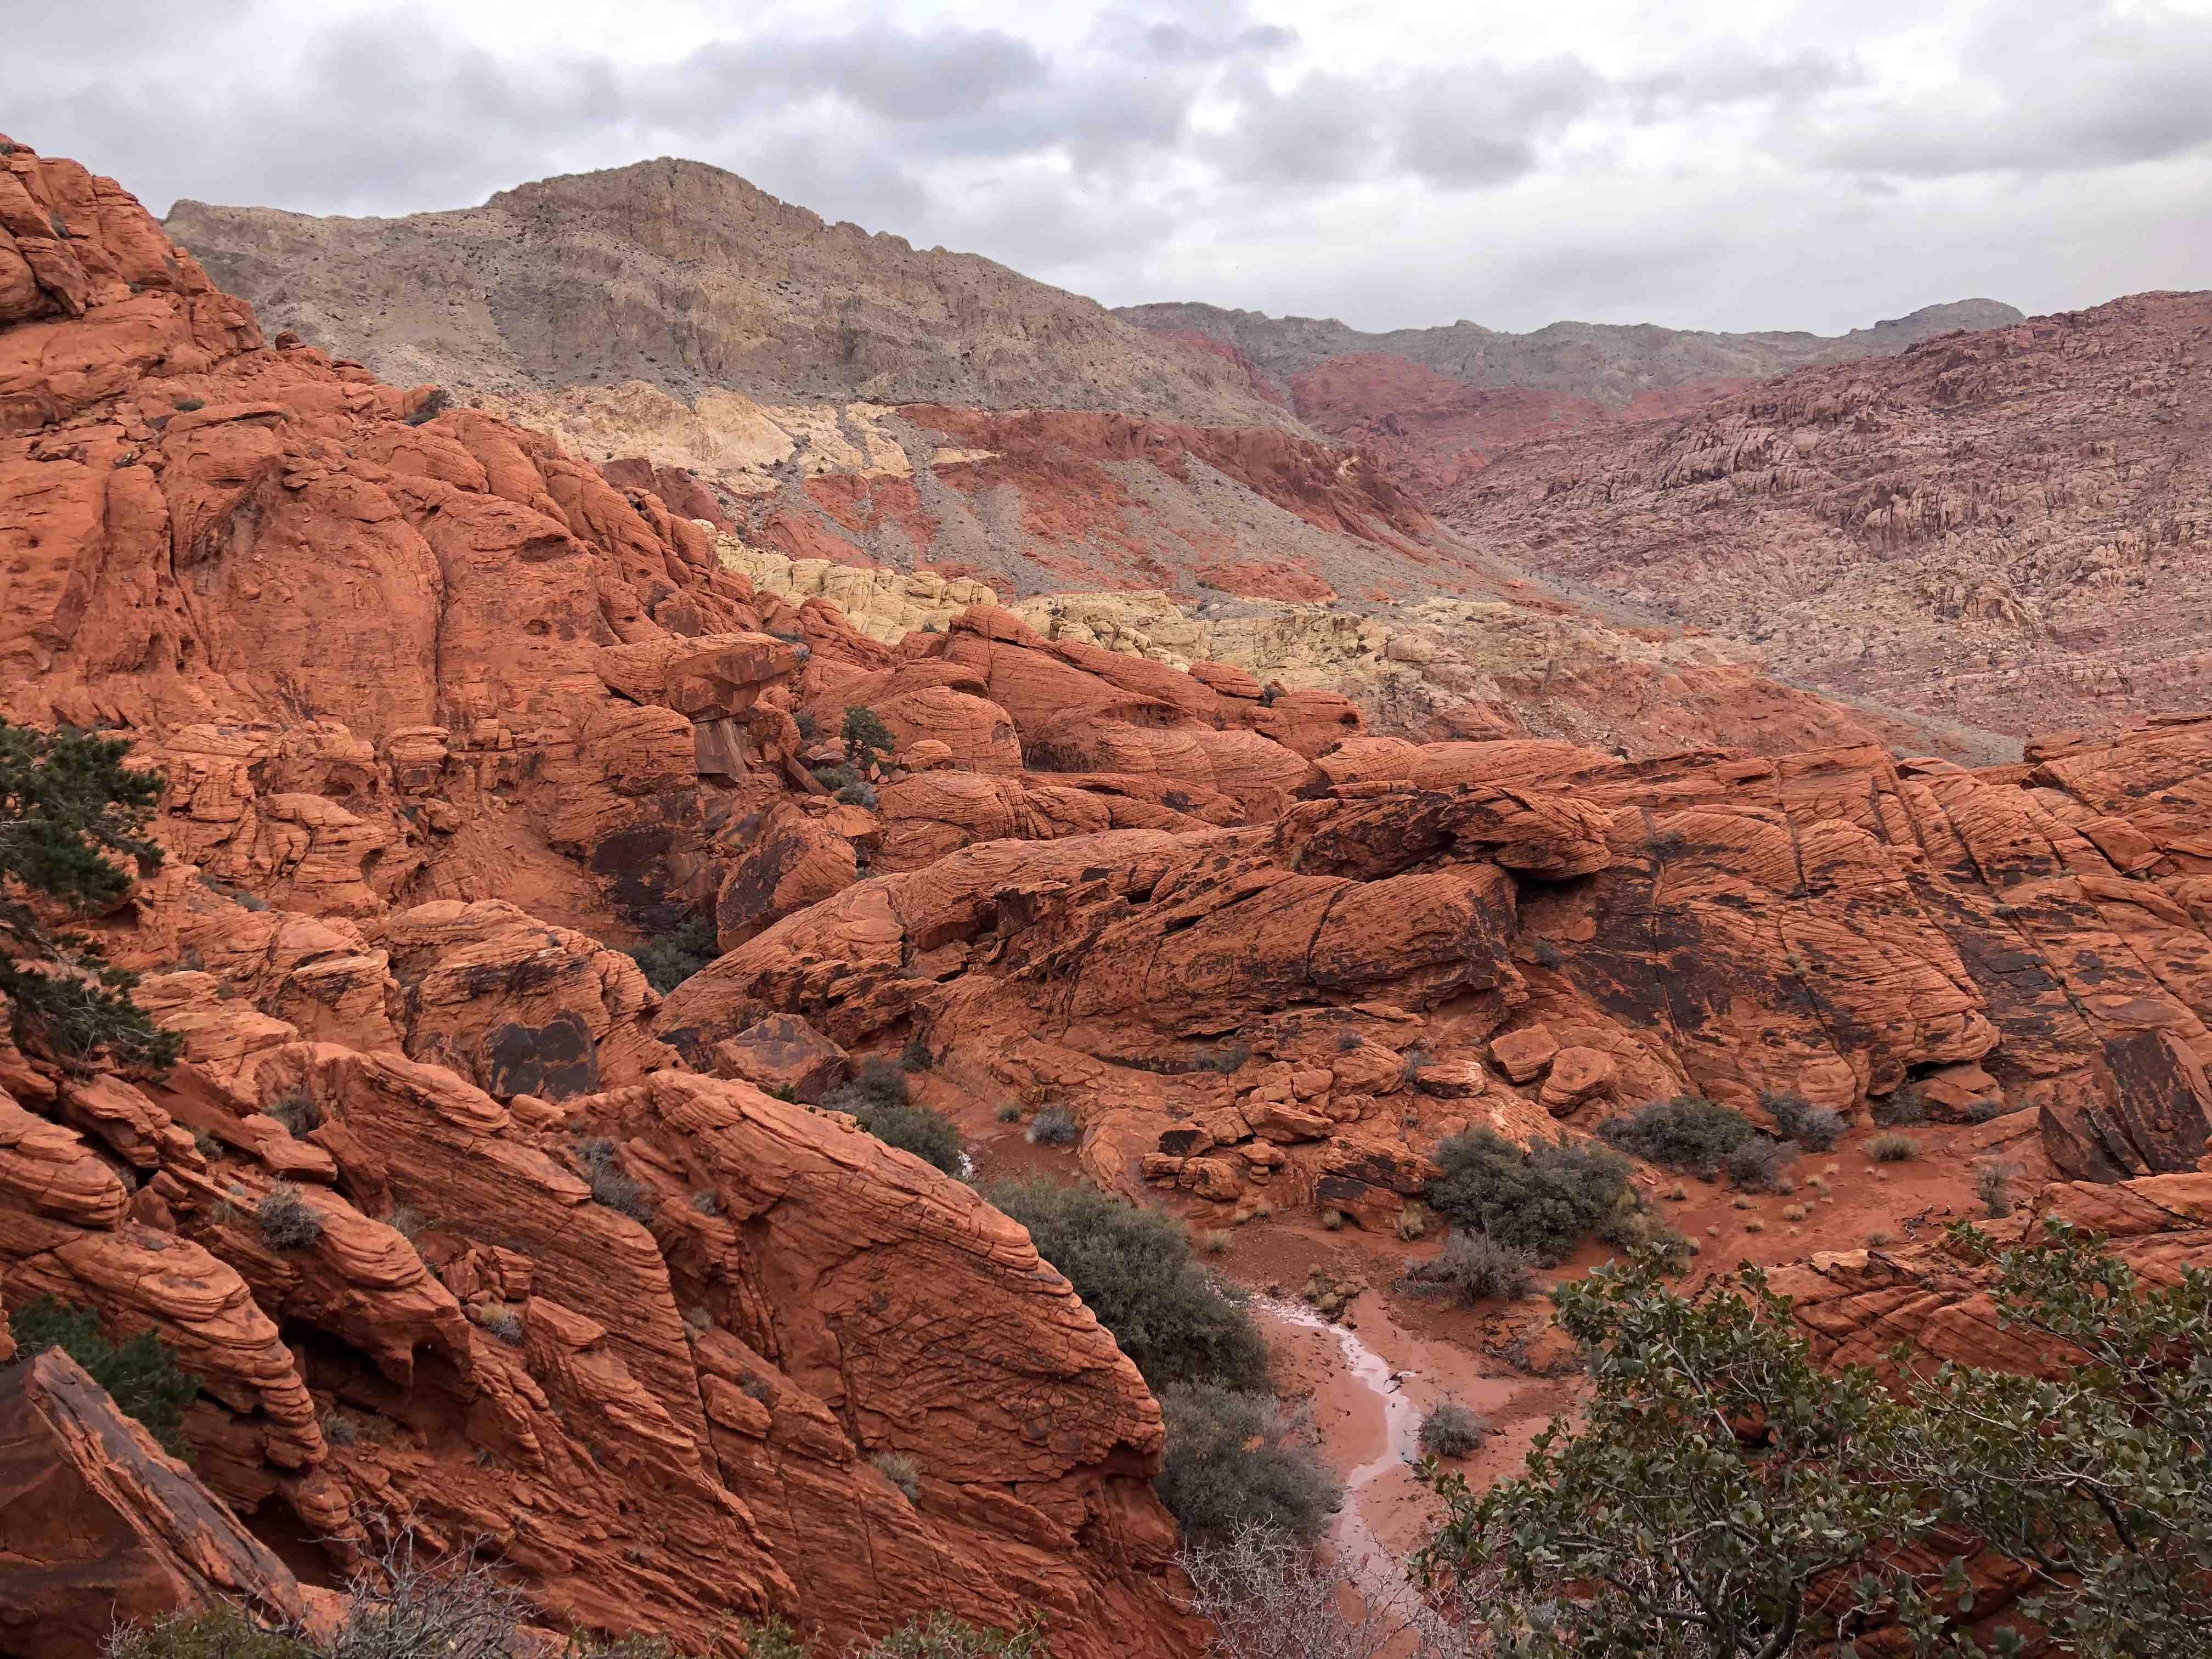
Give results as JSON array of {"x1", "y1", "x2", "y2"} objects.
[{"x1": 1, "y1": 94, "x2": 2209, "y2": 1659}]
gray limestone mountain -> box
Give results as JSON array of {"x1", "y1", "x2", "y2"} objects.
[
  {"x1": 165, "y1": 157, "x2": 1295, "y2": 426},
  {"x1": 1112, "y1": 296, "x2": 2027, "y2": 407}
]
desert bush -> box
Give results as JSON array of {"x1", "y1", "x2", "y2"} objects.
[
  {"x1": 836, "y1": 780, "x2": 878, "y2": 808},
  {"x1": 257, "y1": 1182, "x2": 325, "y2": 1250},
  {"x1": 1192, "y1": 1042, "x2": 1251, "y2": 1074},
  {"x1": 1417, "y1": 1226, "x2": 2212, "y2": 1657},
  {"x1": 1156, "y1": 1383, "x2": 1341, "y2": 1542},
  {"x1": 995, "y1": 1102, "x2": 1023, "y2": 1124},
  {"x1": 1181, "y1": 1521, "x2": 1458, "y2": 1659},
  {"x1": 0, "y1": 719, "x2": 182, "y2": 1075},
  {"x1": 1418, "y1": 1402, "x2": 1491, "y2": 1459},
  {"x1": 1024, "y1": 1103, "x2": 1079, "y2": 1146},
  {"x1": 1723, "y1": 1134, "x2": 1797, "y2": 1193},
  {"x1": 1424, "y1": 1129, "x2": 1638, "y2": 1265},
  {"x1": 987, "y1": 1177, "x2": 1270, "y2": 1392},
  {"x1": 1320, "y1": 1207, "x2": 1345, "y2": 1231},
  {"x1": 843, "y1": 1096, "x2": 963, "y2": 1176},
  {"x1": 809, "y1": 761, "x2": 864, "y2": 794},
  {"x1": 827, "y1": 1057, "x2": 909, "y2": 1110},
  {"x1": 872, "y1": 1449, "x2": 922, "y2": 1501},
  {"x1": 1763, "y1": 1090, "x2": 1846, "y2": 1152},
  {"x1": 106, "y1": 1611, "x2": 311, "y2": 1659},
  {"x1": 1401, "y1": 1231, "x2": 1536, "y2": 1305},
  {"x1": 10, "y1": 1295, "x2": 201, "y2": 1460},
  {"x1": 403, "y1": 387, "x2": 452, "y2": 426},
  {"x1": 1869, "y1": 1131, "x2": 1918, "y2": 1163},
  {"x1": 1872, "y1": 1086, "x2": 1928, "y2": 1127},
  {"x1": 1978, "y1": 1161, "x2": 2018, "y2": 1217},
  {"x1": 793, "y1": 709, "x2": 820, "y2": 743},
  {"x1": 170, "y1": 396, "x2": 207, "y2": 413},
  {"x1": 690, "y1": 1188, "x2": 720, "y2": 1216},
  {"x1": 859, "y1": 1614, "x2": 1044, "y2": 1659},
  {"x1": 267, "y1": 1093, "x2": 322, "y2": 1135},
  {"x1": 1965, "y1": 1096, "x2": 2012, "y2": 1123},
  {"x1": 572, "y1": 1138, "x2": 655, "y2": 1223},
  {"x1": 1598, "y1": 1095, "x2": 1754, "y2": 1176},
  {"x1": 843, "y1": 705, "x2": 896, "y2": 767},
  {"x1": 478, "y1": 1306, "x2": 524, "y2": 1347},
  {"x1": 624, "y1": 913, "x2": 718, "y2": 994}
]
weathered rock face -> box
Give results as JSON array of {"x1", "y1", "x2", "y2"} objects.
[
  {"x1": 0, "y1": 1350, "x2": 306, "y2": 1659},
  {"x1": 1441, "y1": 291, "x2": 2212, "y2": 738},
  {"x1": 1, "y1": 134, "x2": 1201, "y2": 1659},
  {"x1": 667, "y1": 719, "x2": 2212, "y2": 1226}
]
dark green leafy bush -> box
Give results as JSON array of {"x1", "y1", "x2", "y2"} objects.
[
  {"x1": 9, "y1": 1295, "x2": 201, "y2": 1460},
  {"x1": 1418, "y1": 1228, "x2": 2212, "y2": 1658},
  {"x1": 1598, "y1": 1096, "x2": 1754, "y2": 1176},
  {"x1": 986, "y1": 1177, "x2": 1271, "y2": 1392},
  {"x1": 624, "y1": 914, "x2": 718, "y2": 994},
  {"x1": 1424, "y1": 1129, "x2": 1638, "y2": 1265},
  {"x1": 827, "y1": 1060, "x2": 963, "y2": 1175},
  {"x1": 1155, "y1": 1383, "x2": 1342, "y2": 1542}
]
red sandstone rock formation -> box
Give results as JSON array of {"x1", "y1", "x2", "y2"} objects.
[{"x1": 0, "y1": 1350, "x2": 307, "y2": 1659}]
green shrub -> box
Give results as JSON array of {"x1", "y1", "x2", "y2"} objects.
[
  {"x1": 843, "y1": 706, "x2": 896, "y2": 766},
  {"x1": 1869, "y1": 1131, "x2": 1918, "y2": 1163},
  {"x1": 1724, "y1": 1135, "x2": 1797, "y2": 1193},
  {"x1": 1763, "y1": 1090, "x2": 1846, "y2": 1152},
  {"x1": 1156, "y1": 1383, "x2": 1341, "y2": 1542},
  {"x1": 1418, "y1": 1401, "x2": 1491, "y2": 1459},
  {"x1": 793, "y1": 709, "x2": 820, "y2": 743},
  {"x1": 0, "y1": 719, "x2": 181, "y2": 1075},
  {"x1": 1598, "y1": 1096, "x2": 1754, "y2": 1176},
  {"x1": 1401, "y1": 1231, "x2": 1536, "y2": 1305},
  {"x1": 625, "y1": 914, "x2": 718, "y2": 994},
  {"x1": 860, "y1": 1614, "x2": 1044, "y2": 1659},
  {"x1": 987, "y1": 1177, "x2": 1271, "y2": 1392},
  {"x1": 171, "y1": 396, "x2": 207, "y2": 413},
  {"x1": 404, "y1": 387, "x2": 452, "y2": 426},
  {"x1": 860, "y1": 1099, "x2": 964, "y2": 1173},
  {"x1": 267, "y1": 1094, "x2": 322, "y2": 1135},
  {"x1": 810, "y1": 761, "x2": 863, "y2": 794},
  {"x1": 10, "y1": 1296, "x2": 201, "y2": 1460},
  {"x1": 836, "y1": 781, "x2": 878, "y2": 808},
  {"x1": 1424, "y1": 1130, "x2": 1638, "y2": 1265},
  {"x1": 1418, "y1": 1227, "x2": 2212, "y2": 1656}
]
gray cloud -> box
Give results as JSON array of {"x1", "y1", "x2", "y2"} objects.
[{"x1": 7, "y1": 0, "x2": 2207, "y2": 337}]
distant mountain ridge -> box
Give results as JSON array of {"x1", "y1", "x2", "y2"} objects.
[
  {"x1": 1113, "y1": 297, "x2": 2025, "y2": 408},
  {"x1": 166, "y1": 159, "x2": 1295, "y2": 427}
]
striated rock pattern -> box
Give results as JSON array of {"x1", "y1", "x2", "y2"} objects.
[
  {"x1": 1442, "y1": 291, "x2": 2212, "y2": 736},
  {"x1": 666, "y1": 718, "x2": 2212, "y2": 1229},
  {"x1": 0, "y1": 1350, "x2": 306, "y2": 1659}
]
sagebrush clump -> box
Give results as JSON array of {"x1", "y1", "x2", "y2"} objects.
[
  {"x1": 1724, "y1": 1134, "x2": 1797, "y2": 1193},
  {"x1": 572, "y1": 1137, "x2": 656, "y2": 1223},
  {"x1": 1155, "y1": 1383, "x2": 1342, "y2": 1542},
  {"x1": 1763, "y1": 1090, "x2": 1845, "y2": 1152},
  {"x1": 1418, "y1": 1402, "x2": 1491, "y2": 1459},
  {"x1": 624, "y1": 913, "x2": 718, "y2": 994},
  {"x1": 1598, "y1": 1096, "x2": 1755, "y2": 1176},
  {"x1": 1025, "y1": 1103, "x2": 1079, "y2": 1146},
  {"x1": 1400, "y1": 1231, "x2": 1536, "y2": 1305},
  {"x1": 256, "y1": 1182, "x2": 324, "y2": 1250},
  {"x1": 1869, "y1": 1131, "x2": 1918, "y2": 1163}
]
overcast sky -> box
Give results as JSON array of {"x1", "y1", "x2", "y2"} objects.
[{"x1": 13, "y1": 0, "x2": 2211, "y2": 335}]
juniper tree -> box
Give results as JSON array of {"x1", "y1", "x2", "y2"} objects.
[{"x1": 0, "y1": 719, "x2": 179, "y2": 1073}]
